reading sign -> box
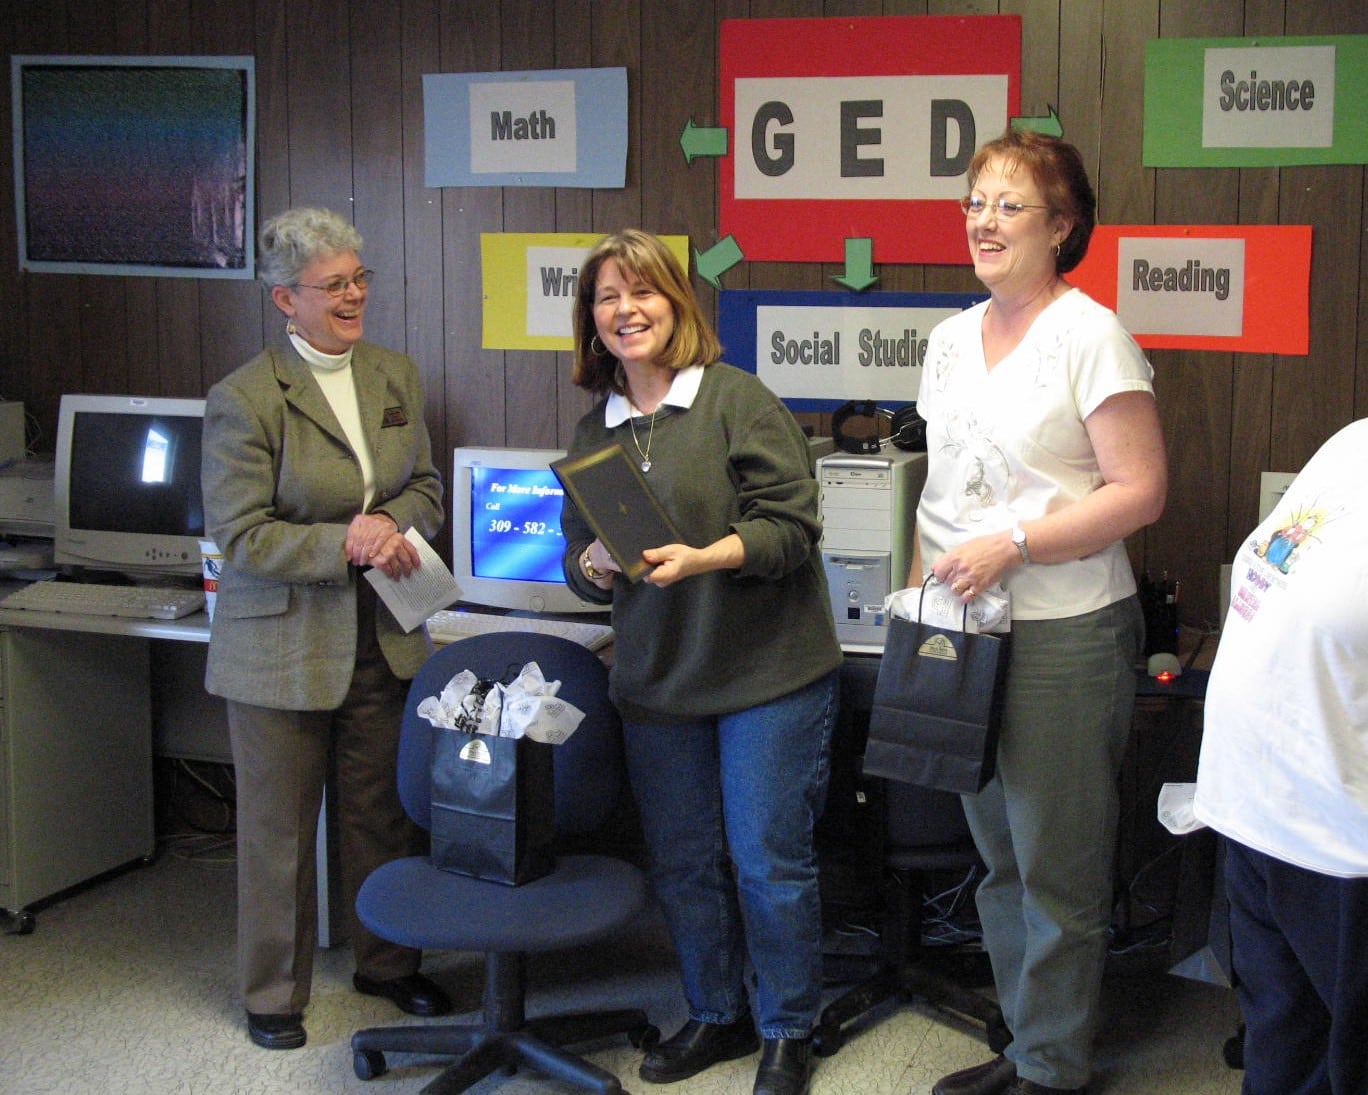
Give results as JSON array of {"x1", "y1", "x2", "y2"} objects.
[{"x1": 1068, "y1": 225, "x2": 1311, "y2": 355}]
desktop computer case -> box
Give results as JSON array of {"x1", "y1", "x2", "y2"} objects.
[{"x1": 818, "y1": 450, "x2": 927, "y2": 649}]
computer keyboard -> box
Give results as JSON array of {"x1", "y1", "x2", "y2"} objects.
[
  {"x1": 425, "y1": 609, "x2": 614, "y2": 651},
  {"x1": 1, "y1": 580, "x2": 206, "y2": 620}
]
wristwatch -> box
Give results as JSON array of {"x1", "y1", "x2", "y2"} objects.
[{"x1": 1010, "y1": 524, "x2": 1031, "y2": 564}]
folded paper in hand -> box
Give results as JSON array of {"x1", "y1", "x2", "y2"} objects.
[
  {"x1": 416, "y1": 661, "x2": 585, "y2": 744},
  {"x1": 364, "y1": 527, "x2": 462, "y2": 632}
]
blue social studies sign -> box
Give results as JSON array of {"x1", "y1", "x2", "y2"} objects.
[
  {"x1": 720, "y1": 289, "x2": 984, "y2": 412},
  {"x1": 424, "y1": 67, "x2": 627, "y2": 188}
]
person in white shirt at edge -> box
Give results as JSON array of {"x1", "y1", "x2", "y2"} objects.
[
  {"x1": 910, "y1": 130, "x2": 1168, "y2": 1095},
  {"x1": 1194, "y1": 418, "x2": 1368, "y2": 1095}
]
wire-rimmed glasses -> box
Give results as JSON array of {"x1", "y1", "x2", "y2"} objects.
[
  {"x1": 296, "y1": 269, "x2": 374, "y2": 296},
  {"x1": 959, "y1": 196, "x2": 1051, "y2": 219}
]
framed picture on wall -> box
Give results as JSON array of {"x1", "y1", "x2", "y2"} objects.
[{"x1": 11, "y1": 55, "x2": 255, "y2": 279}]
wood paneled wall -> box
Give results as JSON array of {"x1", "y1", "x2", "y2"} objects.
[{"x1": 2, "y1": 0, "x2": 1364, "y2": 629}]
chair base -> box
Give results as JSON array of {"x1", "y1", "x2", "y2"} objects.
[
  {"x1": 813, "y1": 954, "x2": 1010, "y2": 1058},
  {"x1": 351, "y1": 952, "x2": 658, "y2": 1094},
  {"x1": 352, "y1": 1008, "x2": 655, "y2": 1094}
]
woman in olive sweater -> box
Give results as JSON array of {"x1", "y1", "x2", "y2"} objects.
[{"x1": 560, "y1": 229, "x2": 841, "y2": 1095}]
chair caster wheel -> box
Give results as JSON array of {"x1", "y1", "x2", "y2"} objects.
[
  {"x1": 812, "y1": 1022, "x2": 843, "y2": 1057},
  {"x1": 353, "y1": 1048, "x2": 386, "y2": 1080},
  {"x1": 629, "y1": 1023, "x2": 660, "y2": 1049},
  {"x1": 5, "y1": 910, "x2": 37, "y2": 935}
]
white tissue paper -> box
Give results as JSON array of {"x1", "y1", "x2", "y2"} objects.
[
  {"x1": 884, "y1": 577, "x2": 1011, "y2": 634},
  {"x1": 416, "y1": 661, "x2": 585, "y2": 744},
  {"x1": 1157, "y1": 782, "x2": 1207, "y2": 835}
]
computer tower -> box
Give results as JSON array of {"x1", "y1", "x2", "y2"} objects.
[{"x1": 818, "y1": 449, "x2": 927, "y2": 649}]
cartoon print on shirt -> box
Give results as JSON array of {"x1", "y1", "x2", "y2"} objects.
[
  {"x1": 939, "y1": 408, "x2": 1011, "y2": 520},
  {"x1": 1252, "y1": 502, "x2": 1330, "y2": 575}
]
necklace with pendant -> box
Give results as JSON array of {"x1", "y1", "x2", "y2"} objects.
[{"x1": 628, "y1": 405, "x2": 657, "y2": 473}]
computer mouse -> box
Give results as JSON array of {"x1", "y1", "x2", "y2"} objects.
[{"x1": 1147, "y1": 652, "x2": 1183, "y2": 680}]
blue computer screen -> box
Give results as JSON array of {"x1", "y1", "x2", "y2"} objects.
[{"x1": 469, "y1": 465, "x2": 567, "y2": 584}]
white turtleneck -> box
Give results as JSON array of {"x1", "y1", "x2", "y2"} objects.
[{"x1": 289, "y1": 332, "x2": 376, "y2": 509}]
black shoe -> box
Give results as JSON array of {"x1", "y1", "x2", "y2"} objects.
[
  {"x1": 934, "y1": 1055, "x2": 1017, "y2": 1095},
  {"x1": 246, "y1": 1011, "x2": 306, "y2": 1050},
  {"x1": 352, "y1": 972, "x2": 453, "y2": 1016},
  {"x1": 1007, "y1": 1081, "x2": 1088, "y2": 1095},
  {"x1": 639, "y1": 1015, "x2": 760, "y2": 1084},
  {"x1": 753, "y1": 1036, "x2": 813, "y2": 1095}
]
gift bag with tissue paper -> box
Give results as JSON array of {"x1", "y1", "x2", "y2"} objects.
[
  {"x1": 863, "y1": 580, "x2": 1011, "y2": 795},
  {"x1": 419, "y1": 663, "x2": 585, "y2": 885}
]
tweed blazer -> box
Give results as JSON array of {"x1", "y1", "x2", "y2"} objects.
[{"x1": 202, "y1": 340, "x2": 443, "y2": 711}]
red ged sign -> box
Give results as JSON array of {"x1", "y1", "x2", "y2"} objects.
[{"x1": 720, "y1": 15, "x2": 1022, "y2": 266}]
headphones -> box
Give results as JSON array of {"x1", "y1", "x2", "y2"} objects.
[
  {"x1": 831, "y1": 400, "x2": 927, "y2": 454},
  {"x1": 831, "y1": 400, "x2": 883, "y2": 454},
  {"x1": 888, "y1": 404, "x2": 927, "y2": 452}
]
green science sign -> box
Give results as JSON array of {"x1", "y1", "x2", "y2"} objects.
[{"x1": 1144, "y1": 35, "x2": 1368, "y2": 166}]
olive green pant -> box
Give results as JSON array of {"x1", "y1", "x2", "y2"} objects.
[
  {"x1": 962, "y1": 597, "x2": 1142, "y2": 1090},
  {"x1": 228, "y1": 585, "x2": 422, "y2": 1015}
]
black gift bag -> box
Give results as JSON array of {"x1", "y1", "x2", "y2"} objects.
[
  {"x1": 863, "y1": 602, "x2": 1011, "y2": 795},
  {"x1": 430, "y1": 726, "x2": 556, "y2": 886}
]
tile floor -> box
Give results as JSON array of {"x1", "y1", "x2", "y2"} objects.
[{"x1": 1, "y1": 835, "x2": 1245, "y2": 1095}]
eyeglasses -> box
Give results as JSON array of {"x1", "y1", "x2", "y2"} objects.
[
  {"x1": 960, "y1": 196, "x2": 1051, "y2": 219},
  {"x1": 295, "y1": 269, "x2": 374, "y2": 297}
]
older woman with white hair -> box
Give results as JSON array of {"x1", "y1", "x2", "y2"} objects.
[{"x1": 202, "y1": 207, "x2": 448, "y2": 1050}]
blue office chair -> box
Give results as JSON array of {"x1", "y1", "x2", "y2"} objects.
[{"x1": 350, "y1": 631, "x2": 657, "y2": 1094}]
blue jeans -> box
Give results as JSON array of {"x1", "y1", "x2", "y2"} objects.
[
  {"x1": 1226, "y1": 838, "x2": 1368, "y2": 1095},
  {"x1": 622, "y1": 670, "x2": 838, "y2": 1040}
]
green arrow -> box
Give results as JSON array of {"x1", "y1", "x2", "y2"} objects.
[
  {"x1": 1011, "y1": 105, "x2": 1063, "y2": 137},
  {"x1": 680, "y1": 118, "x2": 729, "y2": 164},
  {"x1": 694, "y1": 235, "x2": 744, "y2": 290},
  {"x1": 833, "y1": 237, "x2": 878, "y2": 292}
]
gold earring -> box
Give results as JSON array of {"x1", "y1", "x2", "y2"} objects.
[{"x1": 285, "y1": 319, "x2": 297, "y2": 335}]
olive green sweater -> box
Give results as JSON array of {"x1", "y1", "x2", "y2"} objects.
[{"x1": 561, "y1": 363, "x2": 841, "y2": 722}]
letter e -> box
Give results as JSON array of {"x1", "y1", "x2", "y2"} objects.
[{"x1": 840, "y1": 100, "x2": 885, "y2": 178}]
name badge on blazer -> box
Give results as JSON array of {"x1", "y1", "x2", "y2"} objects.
[{"x1": 382, "y1": 406, "x2": 408, "y2": 428}]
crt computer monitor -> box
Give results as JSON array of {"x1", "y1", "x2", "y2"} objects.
[
  {"x1": 53, "y1": 394, "x2": 207, "y2": 581},
  {"x1": 450, "y1": 446, "x2": 606, "y2": 616}
]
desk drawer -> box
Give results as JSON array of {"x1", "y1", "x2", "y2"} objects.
[{"x1": 0, "y1": 628, "x2": 153, "y2": 913}]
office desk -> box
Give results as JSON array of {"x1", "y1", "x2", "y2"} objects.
[
  {"x1": 1117, "y1": 669, "x2": 1209, "y2": 951},
  {"x1": 0, "y1": 600, "x2": 342, "y2": 943},
  {"x1": 824, "y1": 649, "x2": 1212, "y2": 953}
]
